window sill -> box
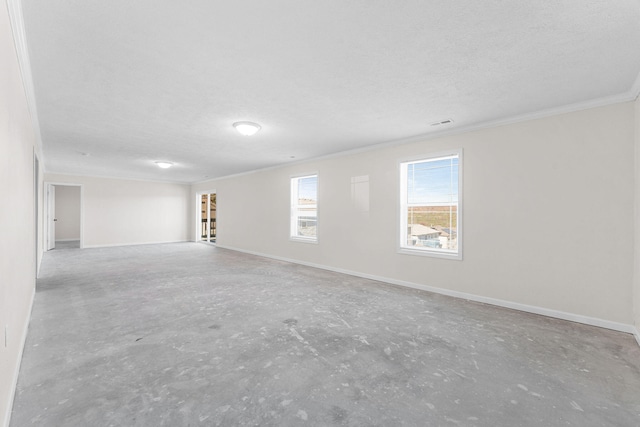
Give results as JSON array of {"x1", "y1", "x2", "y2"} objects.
[
  {"x1": 290, "y1": 237, "x2": 318, "y2": 244},
  {"x1": 398, "y1": 247, "x2": 462, "y2": 260}
]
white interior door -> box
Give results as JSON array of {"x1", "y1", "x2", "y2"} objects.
[{"x1": 47, "y1": 184, "x2": 56, "y2": 250}]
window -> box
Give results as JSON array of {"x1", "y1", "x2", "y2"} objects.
[
  {"x1": 400, "y1": 152, "x2": 461, "y2": 259},
  {"x1": 291, "y1": 174, "x2": 318, "y2": 242}
]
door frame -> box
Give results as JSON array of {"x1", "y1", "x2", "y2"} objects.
[
  {"x1": 34, "y1": 152, "x2": 40, "y2": 274},
  {"x1": 46, "y1": 184, "x2": 55, "y2": 250},
  {"x1": 45, "y1": 182, "x2": 84, "y2": 250},
  {"x1": 195, "y1": 190, "x2": 216, "y2": 244}
]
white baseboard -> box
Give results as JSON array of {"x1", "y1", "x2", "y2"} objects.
[
  {"x1": 82, "y1": 240, "x2": 189, "y2": 249},
  {"x1": 216, "y1": 244, "x2": 638, "y2": 339},
  {"x1": 3, "y1": 287, "x2": 35, "y2": 427},
  {"x1": 54, "y1": 238, "x2": 80, "y2": 242}
]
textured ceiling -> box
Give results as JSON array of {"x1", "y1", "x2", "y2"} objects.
[{"x1": 21, "y1": 0, "x2": 640, "y2": 183}]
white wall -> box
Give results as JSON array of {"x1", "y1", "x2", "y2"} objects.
[
  {"x1": 193, "y1": 102, "x2": 636, "y2": 327},
  {"x1": 46, "y1": 174, "x2": 191, "y2": 247},
  {"x1": 0, "y1": 3, "x2": 43, "y2": 426},
  {"x1": 54, "y1": 185, "x2": 81, "y2": 241}
]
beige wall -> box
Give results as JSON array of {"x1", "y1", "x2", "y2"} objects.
[
  {"x1": 194, "y1": 102, "x2": 636, "y2": 327},
  {"x1": 46, "y1": 174, "x2": 191, "y2": 247},
  {"x1": 54, "y1": 185, "x2": 81, "y2": 241},
  {"x1": 0, "y1": 4, "x2": 43, "y2": 426}
]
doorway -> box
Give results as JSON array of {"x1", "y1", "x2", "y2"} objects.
[
  {"x1": 198, "y1": 192, "x2": 216, "y2": 244},
  {"x1": 45, "y1": 183, "x2": 83, "y2": 250}
]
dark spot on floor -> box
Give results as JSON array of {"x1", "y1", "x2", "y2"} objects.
[{"x1": 331, "y1": 405, "x2": 348, "y2": 423}]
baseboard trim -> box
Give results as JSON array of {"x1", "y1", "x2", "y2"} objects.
[
  {"x1": 216, "y1": 244, "x2": 638, "y2": 338},
  {"x1": 633, "y1": 327, "x2": 640, "y2": 347},
  {"x1": 54, "y1": 238, "x2": 80, "y2": 242},
  {"x1": 82, "y1": 240, "x2": 189, "y2": 249},
  {"x1": 3, "y1": 287, "x2": 35, "y2": 427}
]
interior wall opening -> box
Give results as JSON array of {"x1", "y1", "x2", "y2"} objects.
[
  {"x1": 45, "y1": 183, "x2": 83, "y2": 250},
  {"x1": 199, "y1": 192, "x2": 216, "y2": 244}
]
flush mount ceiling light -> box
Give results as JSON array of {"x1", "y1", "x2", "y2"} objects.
[
  {"x1": 233, "y1": 121, "x2": 261, "y2": 136},
  {"x1": 155, "y1": 161, "x2": 173, "y2": 169}
]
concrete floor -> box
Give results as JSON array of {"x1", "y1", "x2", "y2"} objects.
[
  {"x1": 54, "y1": 240, "x2": 80, "y2": 250},
  {"x1": 11, "y1": 243, "x2": 640, "y2": 426}
]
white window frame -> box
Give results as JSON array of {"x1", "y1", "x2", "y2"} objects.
[
  {"x1": 290, "y1": 173, "x2": 318, "y2": 243},
  {"x1": 398, "y1": 149, "x2": 462, "y2": 260}
]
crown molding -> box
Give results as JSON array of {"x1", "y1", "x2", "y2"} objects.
[
  {"x1": 194, "y1": 87, "x2": 639, "y2": 187},
  {"x1": 6, "y1": 0, "x2": 44, "y2": 159},
  {"x1": 44, "y1": 170, "x2": 192, "y2": 186},
  {"x1": 389, "y1": 90, "x2": 639, "y2": 148},
  {"x1": 11, "y1": 0, "x2": 635, "y2": 187}
]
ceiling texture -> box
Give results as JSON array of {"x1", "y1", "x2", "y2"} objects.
[{"x1": 19, "y1": 0, "x2": 640, "y2": 183}]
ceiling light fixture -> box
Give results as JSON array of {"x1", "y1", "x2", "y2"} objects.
[
  {"x1": 233, "y1": 121, "x2": 261, "y2": 136},
  {"x1": 155, "y1": 161, "x2": 173, "y2": 169}
]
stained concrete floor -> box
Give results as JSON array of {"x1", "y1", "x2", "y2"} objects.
[{"x1": 11, "y1": 243, "x2": 640, "y2": 426}]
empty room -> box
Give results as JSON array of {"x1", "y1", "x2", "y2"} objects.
[{"x1": 2, "y1": 1, "x2": 640, "y2": 426}]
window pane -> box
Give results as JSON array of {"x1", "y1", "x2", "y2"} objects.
[
  {"x1": 298, "y1": 176, "x2": 317, "y2": 205},
  {"x1": 407, "y1": 158, "x2": 458, "y2": 205},
  {"x1": 291, "y1": 175, "x2": 318, "y2": 240},
  {"x1": 406, "y1": 206, "x2": 457, "y2": 250},
  {"x1": 297, "y1": 215, "x2": 317, "y2": 237},
  {"x1": 402, "y1": 155, "x2": 460, "y2": 255}
]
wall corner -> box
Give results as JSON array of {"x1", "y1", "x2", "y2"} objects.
[{"x1": 634, "y1": 95, "x2": 640, "y2": 338}]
